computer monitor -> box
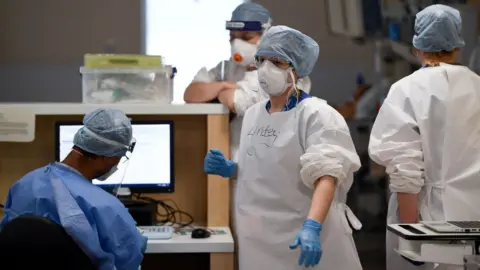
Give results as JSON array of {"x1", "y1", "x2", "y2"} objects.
[{"x1": 55, "y1": 120, "x2": 174, "y2": 193}]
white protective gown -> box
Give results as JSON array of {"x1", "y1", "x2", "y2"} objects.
[
  {"x1": 193, "y1": 62, "x2": 312, "y2": 264},
  {"x1": 235, "y1": 97, "x2": 362, "y2": 270},
  {"x1": 369, "y1": 64, "x2": 480, "y2": 270}
]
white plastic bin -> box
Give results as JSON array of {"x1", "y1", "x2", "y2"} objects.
[{"x1": 80, "y1": 66, "x2": 174, "y2": 104}]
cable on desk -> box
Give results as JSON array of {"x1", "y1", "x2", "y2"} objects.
[{"x1": 131, "y1": 193, "x2": 194, "y2": 228}]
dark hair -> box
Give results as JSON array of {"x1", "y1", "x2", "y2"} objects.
[
  {"x1": 414, "y1": 48, "x2": 458, "y2": 64},
  {"x1": 72, "y1": 145, "x2": 100, "y2": 159}
]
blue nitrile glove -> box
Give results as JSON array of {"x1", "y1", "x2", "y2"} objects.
[
  {"x1": 289, "y1": 218, "x2": 323, "y2": 268},
  {"x1": 203, "y1": 149, "x2": 236, "y2": 178}
]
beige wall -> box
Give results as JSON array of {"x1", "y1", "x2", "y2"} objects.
[
  {"x1": 0, "y1": 0, "x2": 141, "y2": 102},
  {"x1": 0, "y1": 0, "x2": 141, "y2": 64},
  {"x1": 0, "y1": 0, "x2": 374, "y2": 104}
]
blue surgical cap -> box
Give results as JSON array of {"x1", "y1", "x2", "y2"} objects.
[
  {"x1": 256, "y1": 25, "x2": 320, "y2": 78},
  {"x1": 413, "y1": 4, "x2": 465, "y2": 52},
  {"x1": 231, "y1": 3, "x2": 271, "y2": 26},
  {"x1": 73, "y1": 108, "x2": 132, "y2": 157}
]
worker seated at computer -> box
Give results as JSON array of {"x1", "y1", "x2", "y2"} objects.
[{"x1": 0, "y1": 108, "x2": 148, "y2": 270}]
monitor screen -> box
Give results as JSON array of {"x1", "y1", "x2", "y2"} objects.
[{"x1": 55, "y1": 120, "x2": 174, "y2": 193}]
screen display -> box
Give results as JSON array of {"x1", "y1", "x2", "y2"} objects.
[{"x1": 57, "y1": 123, "x2": 172, "y2": 188}]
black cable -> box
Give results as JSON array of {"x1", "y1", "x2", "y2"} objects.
[{"x1": 131, "y1": 193, "x2": 194, "y2": 228}]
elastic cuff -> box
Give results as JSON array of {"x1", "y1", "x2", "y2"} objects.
[
  {"x1": 226, "y1": 160, "x2": 237, "y2": 178},
  {"x1": 303, "y1": 218, "x2": 322, "y2": 234}
]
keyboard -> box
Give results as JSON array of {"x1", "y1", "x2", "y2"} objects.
[
  {"x1": 138, "y1": 226, "x2": 174, "y2": 239},
  {"x1": 449, "y1": 221, "x2": 480, "y2": 229}
]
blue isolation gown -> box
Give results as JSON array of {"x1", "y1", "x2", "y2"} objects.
[{"x1": 0, "y1": 162, "x2": 148, "y2": 270}]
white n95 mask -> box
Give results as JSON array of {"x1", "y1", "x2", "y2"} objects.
[
  {"x1": 97, "y1": 165, "x2": 118, "y2": 181},
  {"x1": 257, "y1": 61, "x2": 293, "y2": 96},
  {"x1": 231, "y1": 39, "x2": 258, "y2": 67}
]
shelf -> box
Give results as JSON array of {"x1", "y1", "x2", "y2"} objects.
[
  {"x1": 0, "y1": 103, "x2": 229, "y2": 115},
  {"x1": 145, "y1": 227, "x2": 234, "y2": 254}
]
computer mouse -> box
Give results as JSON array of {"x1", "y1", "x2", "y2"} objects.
[{"x1": 191, "y1": 228, "x2": 211, "y2": 239}]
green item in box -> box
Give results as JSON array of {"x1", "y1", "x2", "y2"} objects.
[{"x1": 84, "y1": 54, "x2": 162, "y2": 68}]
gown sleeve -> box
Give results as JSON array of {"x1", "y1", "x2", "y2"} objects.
[
  {"x1": 93, "y1": 203, "x2": 148, "y2": 270},
  {"x1": 368, "y1": 82, "x2": 424, "y2": 194},
  {"x1": 233, "y1": 71, "x2": 269, "y2": 116},
  {"x1": 299, "y1": 99, "x2": 361, "y2": 189}
]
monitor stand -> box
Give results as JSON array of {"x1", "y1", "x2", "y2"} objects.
[
  {"x1": 115, "y1": 187, "x2": 136, "y2": 204},
  {"x1": 115, "y1": 187, "x2": 131, "y2": 197}
]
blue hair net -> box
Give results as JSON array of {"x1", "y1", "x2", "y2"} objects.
[
  {"x1": 231, "y1": 2, "x2": 271, "y2": 26},
  {"x1": 73, "y1": 108, "x2": 132, "y2": 157},
  {"x1": 413, "y1": 4, "x2": 465, "y2": 52},
  {"x1": 256, "y1": 25, "x2": 320, "y2": 78}
]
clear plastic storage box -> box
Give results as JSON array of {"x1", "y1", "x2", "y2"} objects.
[{"x1": 80, "y1": 66, "x2": 174, "y2": 104}]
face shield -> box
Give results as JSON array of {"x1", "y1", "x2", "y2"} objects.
[
  {"x1": 82, "y1": 127, "x2": 136, "y2": 196},
  {"x1": 226, "y1": 20, "x2": 271, "y2": 67}
]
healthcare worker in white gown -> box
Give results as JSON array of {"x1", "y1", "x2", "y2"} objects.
[
  {"x1": 204, "y1": 25, "x2": 363, "y2": 270},
  {"x1": 369, "y1": 5, "x2": 479, "y2": 270}
]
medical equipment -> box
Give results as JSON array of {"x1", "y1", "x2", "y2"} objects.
[
  {"x1": 389, "y1": 223, "x2": 480, "y2": 267},
  {"x1": 80, "y1": 66, "x2": 175, "y2": 104},
  {"x1": 231, "y1": 39, "x2": 257, "y2": 67},
  {"x1": 421, "y1": 221, "x2": 480, "y2": 233},
  {"x1": 138, "y1": 226, "x2": 174, "y2": 240},
  {"x1": 55, "y1": 120, "x2": 175, "y2": 193},
  {"x1": 227, "y1": 2, "x2": 271, "y2": 31},
  {"x1": 325, "y1": 0, "x2": 383, "y2": 39}
]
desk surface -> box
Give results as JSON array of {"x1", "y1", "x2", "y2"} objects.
[
  {"x1": 389, "y1": 223, "x2": 480, "y2": 241},
  {"x1": 145, "y1": 227, "x2": 234, "y2": 254}
]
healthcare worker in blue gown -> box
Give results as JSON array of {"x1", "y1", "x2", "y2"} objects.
[
  {"x1": 0, "y1": 108, "x2": 147, "y2": 270},
  {"x1": 204, "y1": 26, "x2": 363, "y2": 270}
]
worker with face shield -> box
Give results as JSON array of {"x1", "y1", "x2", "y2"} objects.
[
  {"x1": 368, "y1": 4, "x2": 480, "y2": 270},
  {"x1": 0, "y1": 108, "x2": 147, "y2": 270},
  {"x1": 203, "y1": 26, "x2": 362, "y2": 270},
  {"x1": 184, "y1": 2, "x2": 272, "y2": 104}
]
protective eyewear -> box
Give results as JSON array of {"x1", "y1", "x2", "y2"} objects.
[
  {"x1": 122, "y1": 137, "x2": 136, "y2": 162},
  {"x1": 254, "y1": 56, "x2": 291, "y2": 69}
]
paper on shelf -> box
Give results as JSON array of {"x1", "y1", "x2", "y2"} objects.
[{"x1": 0, "y1": 107, "x2": 35, "y2": 142}]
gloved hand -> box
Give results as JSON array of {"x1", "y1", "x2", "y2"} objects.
[
  {"x1": 204, "y1": 149, "x2": 236, "y2": 178},
  {"x1": 289, "y1": 218, "x2": 322, "y2": 268}
]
